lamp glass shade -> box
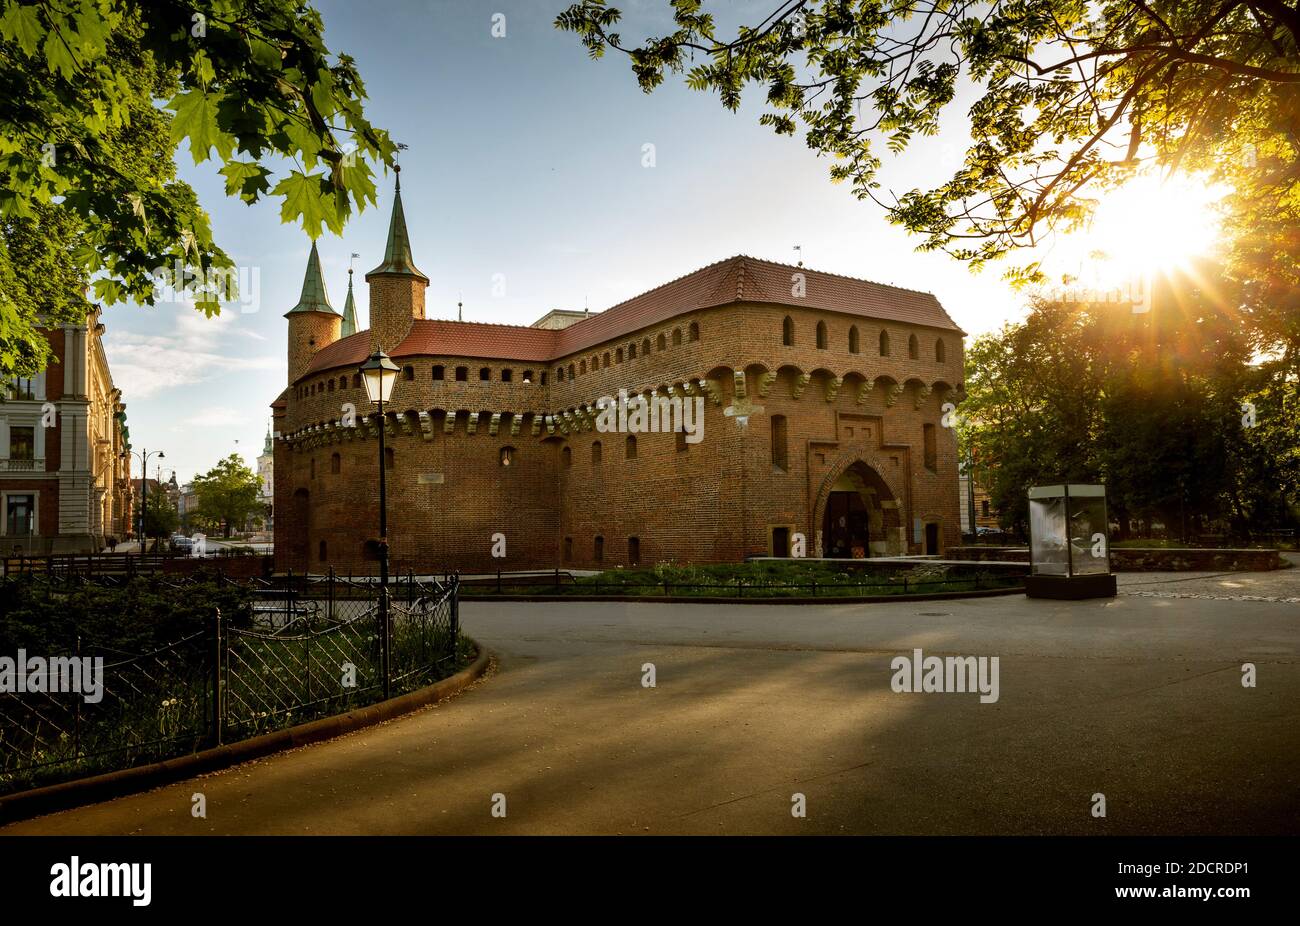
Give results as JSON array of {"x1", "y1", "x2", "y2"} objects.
[{"x1": 360, "y1": 351, "x2": 400, "y2": 404}]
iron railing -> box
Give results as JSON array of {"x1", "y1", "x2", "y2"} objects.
[{"x1": 0, "y1": 572, "x2": 460, "y2": 795}]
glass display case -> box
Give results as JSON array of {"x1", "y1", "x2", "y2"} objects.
[{"x1": 1025, "y1": 484, "x2": 1117, "y2": 599}]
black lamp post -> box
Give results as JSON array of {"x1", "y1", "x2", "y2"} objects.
[
  {"x1": 359, "y1": 350, "x2": 399, "y2": 698},
  {"x1": 124, "y1": 448, "x2": 164, "y2": 552}
]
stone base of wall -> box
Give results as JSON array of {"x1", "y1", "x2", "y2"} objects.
[{"x1": 946, "y1": 546, "x2": 1286, "y2": 572}]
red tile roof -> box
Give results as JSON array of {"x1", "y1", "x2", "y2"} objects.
[{"x1": 303, "y1": 255, "x2": 959, "y2": 378}]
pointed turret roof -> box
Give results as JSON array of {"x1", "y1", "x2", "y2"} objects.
[
  {"x1": 262, "y1": 423, "x2": 273, "y2": 455},
  {"x1": 366, "y1": 166, "x2": 428, "y2": 282},
  {"x1": 341, "y1": 269, "x2": 360, "y2": 336},
  {"x1": 286, "y1": 241, "x2": 338, "y2": 316}
]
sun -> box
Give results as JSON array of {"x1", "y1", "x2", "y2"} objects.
[{"x1": 1050, "y1": 172, "x2": 1226, "y2": 286}]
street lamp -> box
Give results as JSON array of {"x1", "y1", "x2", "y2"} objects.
[
  {"x1": 359, "y1": 350, "x2": 399, "y2": 698},
  {"x1": 123, "y1": 448, "x2": 164, "y2": 552}
]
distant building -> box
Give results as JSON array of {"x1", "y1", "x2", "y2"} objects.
[
  {"x1": 257, "y1": 425, "x2": 274, "y2": 530},
  {"x1": 0, "y1": 307, "x2": 131, "y2": 553}
]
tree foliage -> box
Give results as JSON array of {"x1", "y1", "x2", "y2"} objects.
[
  {"x1": 0, "y1": 0, "x2": 394, "y2": 377},
  {"x1": 141, "y1": 484, "x2": 179, "y2": 539},
  {"x1": 962, "y1": 262, "x2": 1297, "y2": 538},
  {"x1": 555, "y1": 2, "x2": 1298, "y2": 296},
  {"x1": 193, "y1": 453, "x2": 261, "y2": 538}
]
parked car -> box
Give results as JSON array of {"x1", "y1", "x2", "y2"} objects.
[{"x1": 170, "y1": 534, "x2": 193, "y2": 553}]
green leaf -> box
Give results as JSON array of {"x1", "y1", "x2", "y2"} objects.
[
  {"x1": 272, "y1": 170, "x2": 331, "y2": 238},
  {"x1": 1, "y1": 2, "x2": 44, "y2": 56},
  {"x1": 42, "y1": 28, "x2": 77, "y2": 79},
  {"x1": 219, "y1": 160, "x2": 273, "y2": 203},
  {"x1": 167, "y1": 89, "x2": 232, "y2": 164}
]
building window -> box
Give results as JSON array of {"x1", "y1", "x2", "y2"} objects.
[
  {"x1": 628, "y1": 536, "x2": 640, "y2": 565},
  {"x1": 502, "y1": 369, "x2": 513, "y2": 382},
  {"x1": 592, "y1": 441, "x2": 602, "y2": 465},
  {"x1": 433, "y1": 365, "x2": 445, "y2": 381},
  {"x1": 562, "y1": 445, "x2": 572, "y2": 468},
  {"x1": 879, "y1": 330, "x2": 890, "y2": 356},
  {"x1": 603, "y1": 351, "x2": 611, "y2": 367},
  {"x1": 616, "y1": 348, "x2": 624, "y2": 363},
  {"x1": 642, "y1": 338, "x2": 650, "y2": 356},
  {"x1": 909, "y1": 334, "x2": 919, "y2": 360},
  {"x1": 782, "y1": 316, "x2": 794, "y2": 346},
  {"x1": 625, "y1": 435, "x2": 637, "y2": 460},
  {"x1": 556, "y1": 367, "x2": 564, "y2": 382},
  {"x1": 339, "y1": 376, "x2": 347, "y2": 390},
  {"x1": 385, "y1": 447, "x2": 395, "y2": 470},
  {"x1": 330, "y1": 452, "x2": 341, "y2": 474},
  {"x1": 328, "y1": 379, "x2": 335, "y2": 392},
  {"x1": 675, "y1": 430, "x2": 687, "y2": 453},
  {"x1": 771, "y1": 415, "x2": 788, "y2": 471},
  {"x1": 563, "y1": 537, "x2": 573, "y2": 562},
  {"x1": 540, "y1": 371, "x2": 548, "y2": 385},
  {"x1": 5, "y1": 494, "x2": 35, "y2": 536},
  {"x1": 935, "y1": 339, "x2": 946, "y2": 362},
  {"x1": 319, "y1": 540, "x2": 327, "y2": 562},
  {"x1": 628, "y1": 343, "x2": 637, "y2": 359},
  {"x1": 849, "y1": 325, "x2": 860, "y2": 354},
  {"x1": 923, "y1": 424, "x2": 937, "y2": 472},
  {"x1": 580, "y1": 359, "x2": 587, "y2": 375},
  {"x1": 455, "y1": 366, "x2": 468, "y2": 382},
  {"x1": 6, "y1": 378, "x2": 36, "y2": 400},
  {"x1": 522, "y1": 369, "x2": 533, "y2": 383},
  {"x1": 594, "y1": 535, "x2": 604, "y2": 563},
  {"x1": 657, "y1": 333, "x2": 666, "y2": 351},
  {"x1": 479, "y1": 367, "x2": 491, "y2": 381},
  {"x1": 816, "y1": 321, "x2": 828, "y2": 349},
  {"x1": 672, "y1": 329, "x2": 682, "y2": 346},
  {"x1": 8, "y1": 426, "x2": 34, "y2": 461},
  {"x1": 352, "y1": 373, "x2": 361, "y2": 388},
  {"x1": 568, "y1": 363, "x2": 575, "y2": 379},
  {"x1": 688, "y1": 322, "x2": 699, "y2": 342},
  {"x1": 403, "y1": 365, "x2": 415, "y2": 381},
  {"x1": 499, "y1": 446, "x2": 515, "y2": 467}
]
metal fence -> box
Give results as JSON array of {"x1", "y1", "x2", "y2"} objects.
[{"x1": 0, "y1": 572, "x2": 459, "y2": 794}]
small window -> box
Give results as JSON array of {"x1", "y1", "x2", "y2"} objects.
[
  {"x1": 568, "y1": 363, "x2": 575, "y2": 379},
  {"x1": 816, "y1": 321, "x2": 828, "y2": 349},
  {"x1": 580, "y1": 359, "x2": 587, "y2": 375},
  {"x1": 385, "y1": 447, "x2": 395, "y2": 470},
  {"x1": 563, "y1": 537, "x2": 573, "y2": 562},
  {"x1": 523, "y1": 369, "x2": 533, "y2": 383},
  {"x1": 592, "y1": 441, "x2": 602, "y2": 465},
  {"x1": 352, "y1": 373, "x2": 361, "y2": 388},
  {"x1": 319, "y1": 540, "x2": 327, "y2": 562},
  {"x1": 9, "y1": 425, "x2": 35, "y2": 460},
  {"x1": 502, "y1": 369, "x2": 513, "y2": 382},
  {"x1": 642, "y1": 338, "x2": 651, "y2": 356},
  {"x1": 782, "y1": 316, "x2": 794, "y2": 346},
  {"x1": 688, "y1": 322, "x2": 699, "y2": 342},
  {"x1": 479, "y1": 367, "x2": 491, "y2": 381},
  {"x1": 935, "y1": 339, "x2": 946, "y2": 363},
  {"x1": 603, "y1": 351, "x2": 610, "y2": 368},
  {"x1": 500, "y1": 446, "x2": 515, "y2": 467},
  {"x1": 629, "y1": 343, "x2": 637, "y2": 359},
  {"x1": 879, "y1": 330, "x2": 890, "y2": 356},
  {"x1": 562, "y1": 445, "x2": 572, "y2": 468},
  {"x1": 627, "y1": 536, "x2": 640, "y2": 565},
  {"x1": 849, "y1": 326, "x2": 860, "y2": 354},
  {"x1": 432, "y1": 365, "x2": 445, "y2": 381},
  {"x1": 616, "y1": 348, "x2": 623, "y2": 363},
  {"x1": 556, "y1": 367, "x2": 565, "y2": 382},
  {"x1": 657, "y1": 333, "x2": 666, "y2": 351},
  {"x1": 909, "y1": 334, "x2": 919, "y2": 360},
  {"x1": 330, "y1": 452, "x2": 341, "y2": 474},
  {"x1": 339, "y1": 376, "x2": 347, "y2": 390},
  {"x1": 625, "y1": 435, "x2": 637, "y2": 460},
  {"x1": 594, "y1": 536, "x2": 604, "y2": 563},
  {"x1": 672, "y1": 329, "x2": 682, "y2": 346},
  {"x1": 456, "y1": 366, "x2": 468, "y2": 382},
  {"x1": 403, "y1": 365, "x2": 415, "y2": 381},
  {"x1": 540, "y1": 371, "x2": 548, "y2": 385},
  {"x1": 771, "y1": 415, "x2": 788, "y2": 471}
]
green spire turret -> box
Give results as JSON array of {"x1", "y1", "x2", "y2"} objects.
[
  {"x1": 286, "y1": 241, "x2": 337, "y2": 315},
  {"x1": 341, "y1": 268, "x2": 360, "y2": 336},
  {"x1": 366, "y1": 166, "x2": 428, "y2": 282}
]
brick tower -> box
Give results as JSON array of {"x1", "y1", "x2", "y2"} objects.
[
  {"x1": 365, "y1": 165, "x2": 428, "y2": 352},
  {"x1": 285, "y1": 241, "x2": 342, "y2": 383}
]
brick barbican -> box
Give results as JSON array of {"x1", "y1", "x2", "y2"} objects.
[{"x1": 272, "y1": 169, "x2": 966, "y2": 574}]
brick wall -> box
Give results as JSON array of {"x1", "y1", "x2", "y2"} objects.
[{"x1": 275, "y1": 301, "x2": 964, "y2": 573}]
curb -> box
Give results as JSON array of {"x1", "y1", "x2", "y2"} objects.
[
  {"x1": 0, "y1": 643, "x2": 491, "y2": 826},
  {"x1": 459, "y1": 586, "x2": 1026, "y2": 605}
]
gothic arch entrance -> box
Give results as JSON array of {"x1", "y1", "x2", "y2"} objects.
[
  {"x1": 817, "y1": 461, "x2": 903, "y2": 558},
  {"x1": 288, "y1": 488, "x2": 310, "y2": 569}
]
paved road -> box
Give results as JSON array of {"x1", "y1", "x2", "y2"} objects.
[{"x1": 4, "y1": 578, "x2": 1298, "y2": 835}]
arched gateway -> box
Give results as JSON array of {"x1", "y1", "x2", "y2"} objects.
[{"x1": 814, "y1": 460, "x2": 904, "y2": 558}]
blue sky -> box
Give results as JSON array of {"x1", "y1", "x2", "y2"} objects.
[{"x1": 103, "y1": 0, "x2": 1034, "y2": 484}]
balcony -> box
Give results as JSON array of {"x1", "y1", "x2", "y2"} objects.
[{"x1": 0, "y1": 458, "x2": 43, "y2": 472}]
